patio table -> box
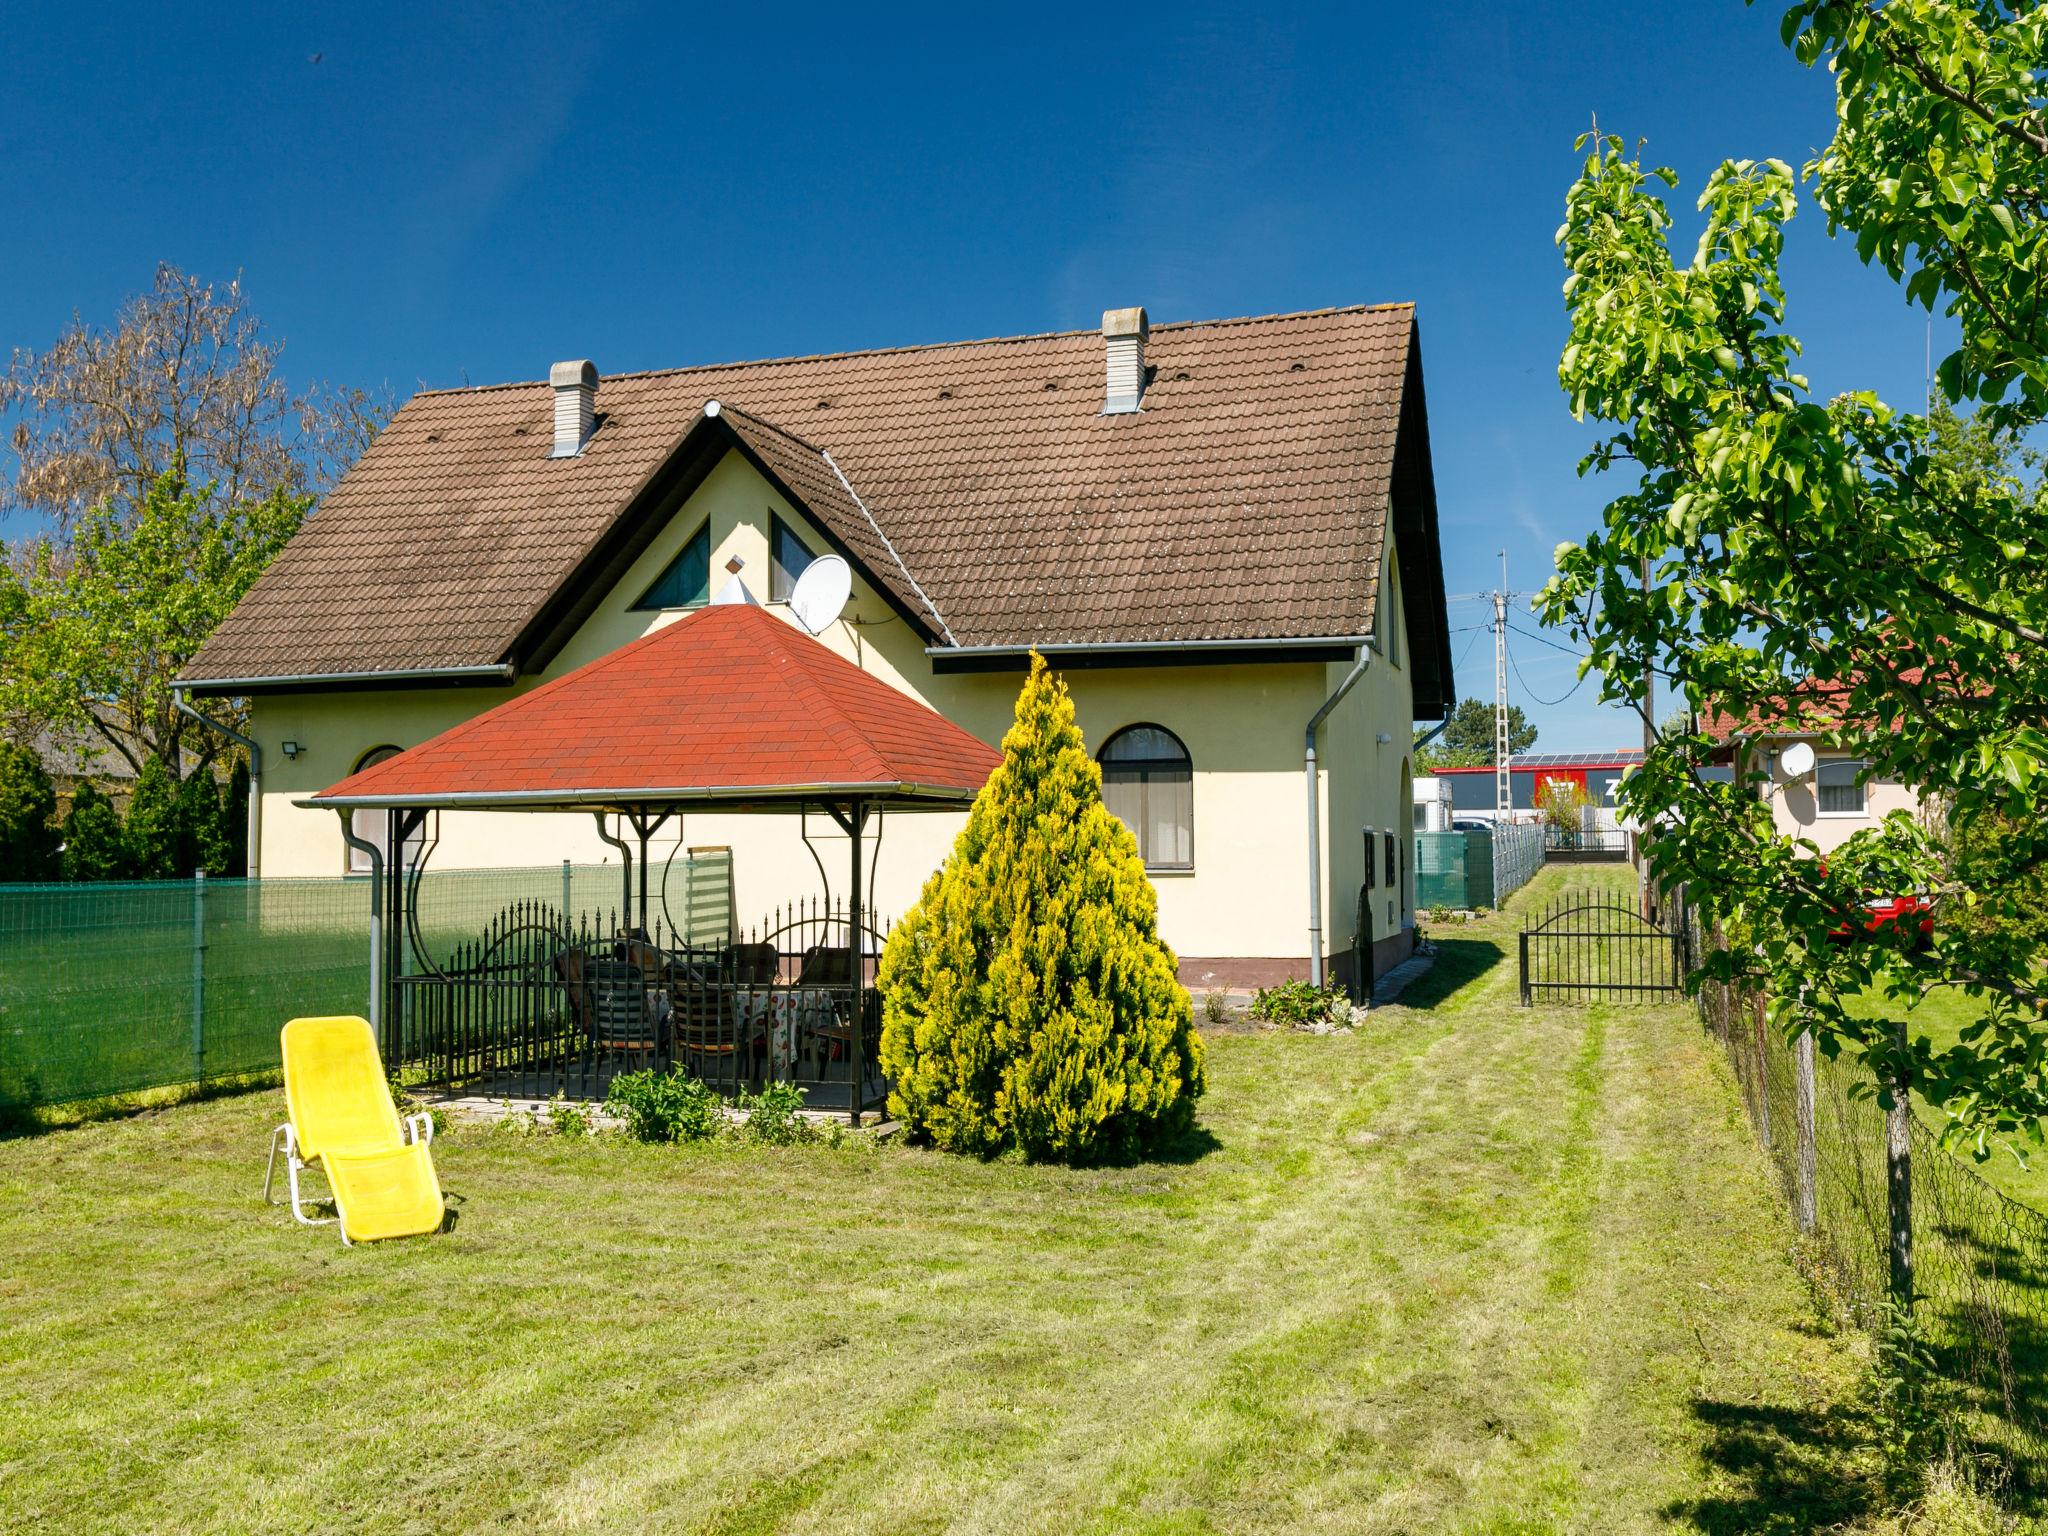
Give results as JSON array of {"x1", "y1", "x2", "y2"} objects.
[{"x1": 729, "y1": 987, "x2": 839, "y2": 1080}]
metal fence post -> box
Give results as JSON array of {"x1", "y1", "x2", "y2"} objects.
[
  {"x1": 190, "y1": 870, "x2": 207, "y2": 1081},
  {"x1": 1518, "y1": 931, "x2": 1531, "y2": 1007},
  {"x1": 561, "y1": 858, "x2": 571, "y2": 923},
  {"x1": 1794, "y1": 1027, "x2": 1818, "y2": 1234}
]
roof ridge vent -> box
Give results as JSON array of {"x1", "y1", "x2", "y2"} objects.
[
  {"x1": 1101, "y1": 307, "x2": 1148, "y2": 414},
  {"x1": 549, "y1": 359, "x2": 598, "y2": 457}
]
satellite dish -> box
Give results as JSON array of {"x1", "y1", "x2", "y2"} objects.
[
  {"x1": 1780, "y1": 741, "x2": 1817, "y2": 779},
  {"x1": 788, "y1": 554, "x2": 852, "y2": 636}
]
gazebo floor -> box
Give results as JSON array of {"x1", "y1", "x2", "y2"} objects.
[{"x1": 416, "y1": 1068, "x2": 891, "y2": 1130}]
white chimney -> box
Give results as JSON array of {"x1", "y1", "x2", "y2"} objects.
[
  {"x1": 549, "y1": 359, "x2": 598, "y2": 457},
  {"x1": 1101, "y1": 307, "x2": 1149, "y2": 414}
]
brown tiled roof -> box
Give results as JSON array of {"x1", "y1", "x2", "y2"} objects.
[{"x1": 183, "y1": 304, "x2": 1439, "y2": 687}]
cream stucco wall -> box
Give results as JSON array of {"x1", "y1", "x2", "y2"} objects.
[
  {"x1": 1746, "y1": 736, "x2": 1923, "y2": 853},
  {"x1": 250, "y1": 450, "x2": 1415, "y2": 966}
]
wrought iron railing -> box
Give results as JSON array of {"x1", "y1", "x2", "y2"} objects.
[{"x1": 394, "y1": 896, "x2": 891, "y2": 1117}]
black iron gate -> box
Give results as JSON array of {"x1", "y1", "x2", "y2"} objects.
[{"x1": 1518, "y1": 893, "x2": 1688, "y2": 1006}]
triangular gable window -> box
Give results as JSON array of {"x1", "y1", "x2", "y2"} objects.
[
  {"x1": 771, "y1": 514, "x2": 817, "y2": 602},
  {"x1": 632, "y1": 522, "x2": 710, "y2": 610}
]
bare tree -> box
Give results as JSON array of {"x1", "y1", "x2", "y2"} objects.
[{"x1": 1, "y1": 263, "x2": 389, "y2": 529}]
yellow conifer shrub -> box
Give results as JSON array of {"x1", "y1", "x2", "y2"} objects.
[{"x1": 878, "y1": 655, "x2": 1205, "y2": 1162}]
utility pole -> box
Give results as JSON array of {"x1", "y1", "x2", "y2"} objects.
[
  {"x1": 1492, "y1": 551, "x2": 1513, "y2": 822},
  {"x1": 1491, "y1": 552, "x2": 1515, "y2": 904},
  {"x1": 1642, "y1": 548, "x2": 1656, "y2": 919}
]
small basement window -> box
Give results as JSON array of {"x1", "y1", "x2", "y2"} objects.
[
  {"x1": 1101, "y1": 724, "x2": 1193, "y2": 871},
  {"x1": 771, "y1": 514, "x2": 817, "y2": 602},
  {"x1": 632, "y1": 523, "x2": 710, "y2": 610}
]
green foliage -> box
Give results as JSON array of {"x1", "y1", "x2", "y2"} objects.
[
  {"x1": 1416, "y1": 698, "x2": 1537, "y2": 769},
  {"x1": 1534, "y1": 777, "x2": 1595, "y2": 833},
  {"x1": 734, "y1": 1083, "x2": 814, "y2": 1146},
  {"x1": 0, "y1": 469, "x2": 309, "y2": 775},
  {"x1": 545, "y1": 1094, "x2": 593, "y2": 1139},
  {"x1": 174, "y1": 768, "x2": 224, "y2": 877},
  {"x1": 879, "y1": 655, "x2": 1205, "y2": 1164},
  {"x1": 1863, "y1": 1296, "x2": 1958, "y2": 1501},
  {"x1": 58, "y1": 783, "x2": 126, "y2": 881},
  {"x1": 1248, "y1": 977, "x2": 1354, "y2": 1029},
  {"x1": 604, "y1": 1066, "x2": 722, "y2": 1144},
  {"x1": 0, "y1": 741, "x2": 59, "y2": 882},
  {"x1": 1781, "y1": 1, "x2": 2048, "y2": 428},
  {"x1": 122, "y1": 758, "x2": 183, "y2": 879},
  {"x1": 221, "y1": 757, "x2": 250, "y2": 876},
  {"x1": 1544, "y1": 100, "x2": 2048, "y2": 1145}
]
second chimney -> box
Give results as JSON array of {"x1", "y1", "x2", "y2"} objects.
[
  {"x1": 1101, "y1": 307, "x2": 1148, "y2": 414},
  {"x1": 549, "y1": 359, "x2": 598, "y2": 457}
]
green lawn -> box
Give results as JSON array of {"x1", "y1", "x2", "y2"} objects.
[
  {"x1": 1841, "y1": 982, "x2": 2048, "y2": 1211},
  {"x1": 0, "y1": 868, "x2": 1910, "y2": 1534}
]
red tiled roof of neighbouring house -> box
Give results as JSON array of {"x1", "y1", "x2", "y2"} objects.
[
  {"x1": 180, "y1": 304, "x2": 1455, "y2": 714},
  {"x1": 306, "y1": 601, "x2": 1002, "y2": 809}
]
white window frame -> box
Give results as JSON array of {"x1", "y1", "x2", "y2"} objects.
[{"x1": 1815, "y1": 756, "x2": 1868, "y2": 818}]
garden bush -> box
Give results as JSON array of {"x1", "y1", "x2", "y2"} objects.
[
  {"x1": 735, "y1": 1083, "x2": 814, "y2": 1145},
  {"x1": 59, "y1": 784, "x2": 126, "y2": 881},
  {"x1": 878, "y1": 654, "x2": 1204, "y2": 1164},
  {"x1": 0, "y1": 742, "x2": 59, "y2": 882},
  {"x1": 604, "y1": 1067, "x2": 721, "y2": 1144},
  {"x1": 1249, "y1": 977, "x2": 1355, "y2": 1029}
]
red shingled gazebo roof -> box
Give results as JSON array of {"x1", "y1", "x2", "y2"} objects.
[{"x1": 305, "y1": 600, "x2": 1001, "y2": 813}]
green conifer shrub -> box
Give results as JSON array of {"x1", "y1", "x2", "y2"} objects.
[
  {"x1": 175, "y1": 769, "x2": 226, "y2": 875},
  {"x1": 221, "y1": 758, "x2": 252, "y2": 875},
  {"x1": 0, "y1": 742, "x2": 60, "y2": 882},
  {"x1": 59, "y1": 783, "x2": 127, "y2": 881},
  {"x1": 878, "y1": 655, "x2": 1204, "y2": 1163},
  {"x1": 123, "y1": 757, "x2": 182, "y2": 878}
]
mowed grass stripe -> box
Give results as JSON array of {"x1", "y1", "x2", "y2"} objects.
[{"x1": 0, "y1": 867, "x2": 1880, "y2": 1534}]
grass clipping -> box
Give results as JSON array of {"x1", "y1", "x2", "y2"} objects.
[{"x1": 878, "y1": 655, "x2": 1204, "y2": 1163}]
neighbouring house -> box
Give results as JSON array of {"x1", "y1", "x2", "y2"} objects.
[
  {"x1": 1703, "y1": 702, "x2": 1923, "y2": 853},
  {"x1": 24, "y1": 726, "x2": 139, "y2": 811},
  {"x1": 177, "y1": 304, "x2": 1454, "y2": 990}
]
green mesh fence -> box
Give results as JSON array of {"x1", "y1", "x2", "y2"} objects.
[
  {"x1": 1696, "y1": 930, "x2": 2048, "y2": 1483},
  {"x1": 0, "y1": 856, "x2": 731, "y2": 1109}
]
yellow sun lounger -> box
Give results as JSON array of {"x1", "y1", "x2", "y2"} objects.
[{"x1": 263, "y1": 1015, "x2": 444, "y2": 1245}]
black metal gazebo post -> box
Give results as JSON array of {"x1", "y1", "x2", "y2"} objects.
[{"x1": 847, "y1": 797, "x2": 866, "y2": 1127}]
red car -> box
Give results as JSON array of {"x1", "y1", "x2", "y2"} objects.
[
  {"x1": 1816, "y1": 860, "x2": 1933, "y2": 945},
  {"x1": 1830, "y1": 893, "x2": 1933, "y2": 946}
]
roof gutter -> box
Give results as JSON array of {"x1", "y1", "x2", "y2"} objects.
[
  {"x1": 1306, "y1": 644, "x2": 1379, "y2": 989},
  {"x1": 295, "y1": 779, "x2": 987, "y2": 811},
  {"x1": 179, "y1": 663, "x2": 518, "y2": 694},
  {"x1": 928, "y1": 634, "x2": 1375, "y2": 660}
]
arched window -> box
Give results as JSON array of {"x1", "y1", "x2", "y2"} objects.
[
  {"x1": 346, "y1": 746, "x2": 421, "y2": 874},
  {"x1": 1099, "y1": 724, "x2": 1192, "y2": 871}
]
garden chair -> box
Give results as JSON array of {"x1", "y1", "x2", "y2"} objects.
[
  {"x1": 587, "y1": 957, "x2": 663, "y2": 1065},
  {"x1": 264, "y1": 1014, "x2": 445, "y2": 1246}
]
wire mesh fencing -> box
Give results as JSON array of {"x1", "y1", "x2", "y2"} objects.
[
  {"x1": 1491, "y1": 821, "x2": 1547, "y2": 906},
  {"x1": 0, "y1": 858, "x2": 728, "y2": 1109},
  {"x1": 1696, "y1": 936, "x2": 2048, "y2": 1483}
]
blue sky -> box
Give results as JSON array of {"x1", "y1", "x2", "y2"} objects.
[{"x1": 0, "y1": 2, "x2": 1945, "y2": 748}]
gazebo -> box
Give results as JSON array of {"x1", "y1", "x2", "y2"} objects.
[{"x1": 303, "y1": 594, "x2": 1000, "y2": 1122}]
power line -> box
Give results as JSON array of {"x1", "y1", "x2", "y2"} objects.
[
  {"x1": 1504, "y1": 620, "x2": 1589, "y2": 661},
  {"x1": 1507, "y1": 630, "x2": 1590, "y2": 707}
]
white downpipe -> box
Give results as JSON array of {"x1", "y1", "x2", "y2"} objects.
[{"x1": 1305, "y1": 647, "x2": 1376, "y2": 987}]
